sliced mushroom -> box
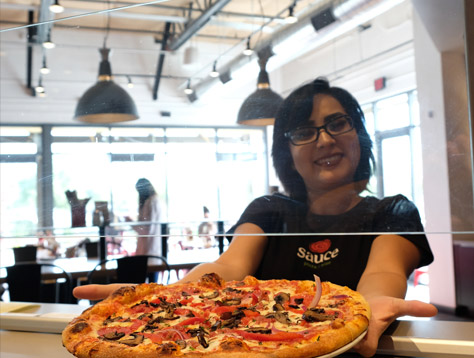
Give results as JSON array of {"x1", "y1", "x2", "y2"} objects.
[
  {"x1": 302, "y1": 308, "x2": 335, "y2": 322},
  {"x1": 211, "y1": 320, "x2": 221, "y2": 331},
  {"x1": 294, "y1": 298, "x2": 304, "y2": 304},
  {"x1": 199, "y1": 290, "x2": 219, "y2": 299},
  {"x1": 245, "y1": 327, "x2": 271, "y2": 334},
  {"x1": 223, "y1": 287, "x2": 242, "y2": 294},
  {"x1": 131, "y1": 300, "x2": 149, "y2": 308},
  {"x1": 221, "y1": 317, "x2": 239, "y2": 328},
  {"x1": 102, "y1": 331, "x2": 125, "y2": 340},
  {"x1": 221, "y1": 298, "x2": 241, "y2": 306},
  {"x1": 186, "y1": 327, "x2": 208, "y2": 337},
  {"x1": 265, "y1": 312, "x2": 291, "y2": 325},
  {"x1": 274, "y1": 292, "x2": 290, "y2": 304},
  {"x1": 119, "y1": 334, "x2": 144, "y2": 346},
  {"x1": 272, "y1": 303, "x2": 285, "y2": 311},
  {"x1": 103, "y1": 316, "x2": 122, "y2": 325},
  {"x1": 197, "y1": 332, "x2": 209, "y2": 348}
]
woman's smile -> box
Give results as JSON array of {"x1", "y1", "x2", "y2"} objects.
[{"x1": 314, "y1": 153, "x2": 343, "y2": 167}]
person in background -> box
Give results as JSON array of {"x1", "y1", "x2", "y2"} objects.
[
  {"x1": 128, "y1": 178, "x2": 162, "y2": 257},
  {"x1": 74, "y1": 78, "x2": 437, "y2": 357},
  {"x1": 197, "y1": 206, "x2": 215, "y2": 248}
]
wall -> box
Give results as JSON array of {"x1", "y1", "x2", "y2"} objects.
[{"x1": 412, "y1": 3, "x2": 457, "y2": 311}]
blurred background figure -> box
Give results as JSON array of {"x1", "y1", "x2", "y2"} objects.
[
  {"x1": 37, "y1": 229, "x2": 60, "y2": 259},
  {"x1": 198, "y1": 206, "x2": 215, "y2": 248},
  {"x1": 127, "y1": 178, "x2": 162, "y2": 257}
]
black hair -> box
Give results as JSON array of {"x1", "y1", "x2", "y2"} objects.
[
  {"x1": 272, "y1": 78, "x2": 375, "y2": 202},
  {"x1": 135, "y1": 178, "x2": 156, "y2": 209}
]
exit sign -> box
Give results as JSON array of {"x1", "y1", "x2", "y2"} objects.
[{"x1": 374, "y1": 77, "x2": 386, "y2": 91}]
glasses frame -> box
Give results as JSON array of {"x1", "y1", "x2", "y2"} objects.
[{"x1": 284, "y1": 114, "x2": 355, "y2": 146}]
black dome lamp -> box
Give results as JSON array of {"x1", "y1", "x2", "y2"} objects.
[
  {"x1": 74, "y1": 47, "x2": 139, "y2": 123},
  {"x1": 237, "y1": 47, "x2": 283, "y2": 126}
]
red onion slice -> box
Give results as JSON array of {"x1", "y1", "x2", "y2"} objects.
[
  {"x1": 308, "y1": 274, "x2": 322, "y2": 308},
  {"x1": 162, "y1": 328, "x2": 185, "y2": 341}
]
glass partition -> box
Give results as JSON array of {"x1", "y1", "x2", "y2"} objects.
[{"x1": 0, "y1": 0, "x2": 473, "y2": 319}]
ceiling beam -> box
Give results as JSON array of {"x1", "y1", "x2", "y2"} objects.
[{"x1": 168, "y1": 0, "x2": 232, "y2": 51}]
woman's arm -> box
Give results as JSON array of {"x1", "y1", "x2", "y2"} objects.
[
  {"x1": 177, "y1": 223, "x2": 268, "y2": 282},
  {"x1": 354, "y1": 234, "x2": 438, "y2": 357}
]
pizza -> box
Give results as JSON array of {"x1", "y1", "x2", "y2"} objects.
[{"x1": 62, "y1": 273, "x2": 370, "y2": 358}]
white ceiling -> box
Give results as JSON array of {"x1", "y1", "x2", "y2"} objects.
[{"x1": 0, "y1": 0, "x2": 467, "y2": 127}]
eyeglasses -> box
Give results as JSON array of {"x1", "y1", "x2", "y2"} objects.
[{"x1": 284, "y1": 115, "x2": 354, "y2": 146}]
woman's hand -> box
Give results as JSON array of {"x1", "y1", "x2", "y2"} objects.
[
  {"x1": 73, "y1": 284, "x2": 134, "y2": 301},
  {"x1": 353, "y1": 296, "x2": 438, "y2": 357}
]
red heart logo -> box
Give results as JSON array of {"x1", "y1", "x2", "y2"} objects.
[{"x1": 309, "y1": 239, "x2": 331, "y2": 253}]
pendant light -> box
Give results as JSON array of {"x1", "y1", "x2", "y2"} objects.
[
  {"x1": 243, "y1": 37, "x2": 254, "y2": 56},
  {"x1": 49, "y1": 0, "x2": 65, "y2": 14},
  {"x1": 237, "y1": 47, "x2": 283, "y2": 126},
  {"x1": 74, "y1": 47, "x2": 139, "y2": 123},
  {"x1": 209, "y1": 60, "x2": 219, "y2": 78},
  {"x1": 285, "y1": 3, "x2": 298, "y2": 24}
]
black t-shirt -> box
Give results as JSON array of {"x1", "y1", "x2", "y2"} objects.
[{"x1": 229, "y1": 194, "x2": 434, "y2": 290}]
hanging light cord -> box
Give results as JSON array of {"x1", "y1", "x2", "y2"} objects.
[{"x1": 103, "y1": 0, "x2": 111, "y2": 48}]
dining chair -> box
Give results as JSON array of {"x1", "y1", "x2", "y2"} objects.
[
  {"x1": 5, "y1": 263, "x2": 73, "y2": 303},
  {"x1": 87, "y1": 255, "x2": 171, "y2": 285},
  {"x1": 13, "y1": 245, "x2": 38, "y2": 263}
]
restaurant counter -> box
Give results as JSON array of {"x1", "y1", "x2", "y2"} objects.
[{"x1": 0, "y1": 303, "x2": 473, "y2": 358}]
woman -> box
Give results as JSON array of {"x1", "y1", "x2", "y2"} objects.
[
  {"x1": 74, "y1": 79, "x2": 437, "y2": 357},
  {"x1": 132, "y1": 178, "x2": 161, "y2": 257}
]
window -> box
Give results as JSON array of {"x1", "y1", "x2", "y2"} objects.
[
  {"x1": 0, "y1": 127, "x2": 41, "y2": 237},
  {"x1": 362, "y1": 91, "x2": 425, "y2": 221},
  {"x1": 0, "y1": 125, "x2": 267, "y2": 236}
]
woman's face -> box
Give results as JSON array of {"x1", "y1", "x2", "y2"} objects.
[{"x1": 289, "y1": 94, "x2": 361, "y2": 195}]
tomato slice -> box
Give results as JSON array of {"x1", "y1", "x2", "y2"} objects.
[
  {"x1": 176, "y1": 317, "x2": 206, "y2": 326},
  {"x1": 242, "y1": 309, "x2": 260, "y2": 318},
  {"x1": 211, "y1": 305, "x2": 239, "y2": 315}
]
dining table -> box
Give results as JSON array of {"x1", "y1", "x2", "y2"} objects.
[
  {"x1": 0, "y1": 247, "x2": 221, "y2": 286},
  {"x1": 0, "y1": 302, "x2": 473, "y2": 358}
]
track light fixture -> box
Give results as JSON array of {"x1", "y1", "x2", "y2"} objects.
[
  {"x1": 40, "y1": 56, "x2": 50, "y2": 75},
  {"x1": 49, "y1": 0, "x2": 65, "y2": 14},
  {"x1": 243, "y1": 37, "x2": 254, "y2": 56},
  {"x1": 42, "y1": 31, "x2": 55, "y2": 49},
  {"x1": 35, "y1": 76, "x2": 45, "y2": 94},
  {"x1": 184, "y1": 79, "x2": 194, "y2": 95},
  {"x1": 127, "y1": 76, "x2": 134, "y2": 88},
  {"x1": 209, "y1": 61, "x2": 219, "y2": 78},
  {"x1": 285, "y1": 3, "x2": 298, "y2": 24}
]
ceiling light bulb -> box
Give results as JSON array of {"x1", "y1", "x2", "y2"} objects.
[
  {"x1": 243, "y1": 48, "x2": 254, "y2": 56},
  {"x1": 285, "y1": 6, "x2": 298, "y2": 24},
  {"x1": 49, "y1": 0, "x2": 64, "y2": 14},
  {"x1": 43, "y1": 40, "x2": 55, "y2": 49},
  {"x1": 184, "y1": 79, "x2": 194, "y2": 94},
  {"x1": 243, "y1": 38, "x2": 253, "y2": 56},
  {"x1": 209, "y1": 61, "x2": 219, "y2": 78},
  {"x1": 40, "y1": 57, "x2": 50, "y2": 74},
  {"x1": 40, "y1": 66, "x2": 50, "y2": 75},
  {"x1": 35, "y1": 84, "x2": 45, "y2": 93},
  {"x1": 127, "y1": 76, "x2": 134, "y2": 88}
]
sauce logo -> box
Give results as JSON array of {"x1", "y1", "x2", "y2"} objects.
[{"x1": 309, "y1": 239, "x2": 331, "y2": 253}]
